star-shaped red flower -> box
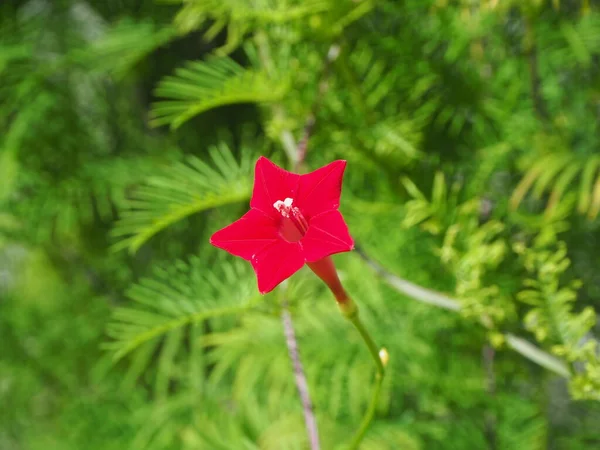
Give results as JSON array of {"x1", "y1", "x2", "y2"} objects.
[{"x1": 210, "y1": 156, "x2": 354, "y2": 293}]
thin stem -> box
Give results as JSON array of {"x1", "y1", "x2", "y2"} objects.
[
  {"x1": 282, "y1": 306, "x2": 321, "y2": 450},
  {"x1": 294, "y1": 44, "x2": 339, "y2": 173},
  {"x1": 346, "y1": 312, "x2": 385, "y2": 450},
  {"x1": 349, "y1": 372, "x2": 384, "y2": 450},
  {"x1": 350, "y1": 314, "x2": 384, "y2": 375}
]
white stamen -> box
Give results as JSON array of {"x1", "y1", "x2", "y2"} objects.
[{"x1": 273, "y1": 197, "x2": 294, "y2": 217}]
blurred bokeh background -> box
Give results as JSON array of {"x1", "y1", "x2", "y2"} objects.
[{"x1": 2, "y1": 0, "x2": 600, "y2": 448}]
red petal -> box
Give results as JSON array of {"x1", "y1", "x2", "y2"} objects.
[
  {"x1": 295, "y1": 160, "x2": 347, "y2": 219},
  {"x1": 251, "y1": 240, "x2": 305, "y2": 293},
  {"x1": 301, "y1": 210, "x2": 354, "y2": 262},
  {"x1": 210, "y1": 209, "x2": 279, "y2": 261},
  {"x1": 250, "y1": 157, "x2": 300, "y2": 218}
]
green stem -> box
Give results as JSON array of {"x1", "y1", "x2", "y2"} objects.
[{"x1": 346, "y1": 312, "x2": 385, "y2": 450}]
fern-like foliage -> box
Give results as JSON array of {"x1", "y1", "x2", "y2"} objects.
[
  {"x1": 126, "y1": 389, "x2": 264, "y2": 450},
  {"x1": 105, "y1": 258, "x2": 261, "y2": 391},
  {"x1": 151, "y1": 56, "x2": 287, "y2": 129},
  {"x1": 172, "y1": 0, "x2": 331, "y2": 31},
  {"x1": 112, "y1": 144, "x2": 253, "y2": 253},
  {"x1": 504, "y1": 11, "x2": 600, "y2": 220},
  {"x1": 75, "y1": 19, "x2": 177, "y2": 78},
  {"x1": 401, "y1": 172, "x2": 464, "y2": 235},
  {"x1": 6, "y1": 1, "x2": 600, "y2": 449},
  {"x1": 442, "y1": 220, "x2": 514, "y2": 328},
  {"x1": 401, "y1": 172, "x2": 518, "y2": 328},
  {"x1": 322, "y1": 41, "x2": 423, "y2": 170},
  {"x1": 515, "y1": 228, "x2": 600, "y2": 400},
  {"x1": 511, "y1": 152, "x2": 600, "y2": 219},
  {"x1": 171, "y1": 0, "x2": 373, "y2": 53}
]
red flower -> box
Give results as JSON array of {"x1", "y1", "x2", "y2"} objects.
[{"x1": 210, "y1": 156, "x2": 354, "y2": 294}]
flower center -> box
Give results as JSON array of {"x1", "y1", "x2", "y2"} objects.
[{"x1": 273, "y1": 197, "x2": 309, "y2": 243}]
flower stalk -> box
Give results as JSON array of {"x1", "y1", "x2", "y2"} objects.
[
  {"x1": 309, "y1": 257, "x2": 386, "y2": 449},
  {"x1": 343, "y1": 301, "x2": 387, "y2": 450}
]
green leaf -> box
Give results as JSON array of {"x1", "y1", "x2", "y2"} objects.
[
  {"x1": 531, "y1": 153, "x2": 574, "y2": 199},
  {"x1": 105, "y1": 258, "x2": 261, "y2": 365},
  {"x1": 577, "y1": 155, "x2": 600, "y2": 214},
  {"x1": 561, "y1": 22, "x2": 591, "y2": 67},
  {"x1": 112, "y1": 144, "x2": 253, "y2": 253},
  {"x1": 151, "y1": 57, "x2": 287, "y2": 129},
  {"x1": 401, "y1": 177, "x2": 426, "y2": 200},
  {"x1": 76, "y1": 19, "x2": 177, "y2": 78},
  {"x1": 172, "y1": 0, "x2": 331, "y2": 35},
  {"x1": 547, "y1": 161, "x2": 581, "y2": 212}
]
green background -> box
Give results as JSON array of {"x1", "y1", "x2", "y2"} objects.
[{"x1": 1, "y1": 0, "x2": 600, "y2": 449}]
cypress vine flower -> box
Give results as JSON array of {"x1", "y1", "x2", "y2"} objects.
[{"x1": 210, "y1": 156, "x2": 354, "y2": 295}]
